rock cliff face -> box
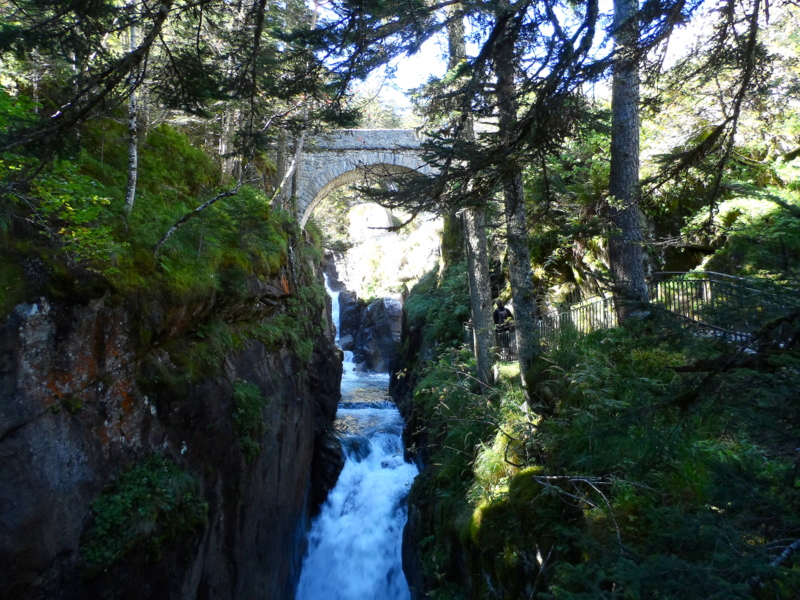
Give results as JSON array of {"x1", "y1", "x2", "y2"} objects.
[
  {"x1": 337, "y1": 290, "x2": 364, "y2": 342},
  {"x1": 0, "y1": 263, "x2": 342, "y2": 599},
  {"x1": 389, "y1": 307, "x2": 436, "y2": 600},
  {"x1": 332, "y1": 273, "x2": 402, "y2": 374},
  {"x1": 353, "y1": 297, "x2": 403, "y2": 373}
]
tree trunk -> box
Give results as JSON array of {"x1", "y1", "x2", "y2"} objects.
[
  {"x1": 124, "y1": 23, "x2": 139, "y2": 214},
  {"x1": 441, "y1": 209, "x2": 464, "y2": 267},
  {"x1": 608, "y1": 0, "x2": 648, "y2": 320},
  {"x1": 462, "y1": 208, "x2": 495, "y2": 388},
  {"x1": 276, "y1": 128, "x2": 287, "y2": 192},
  {"x1": 447, "y1": 4, "x2": 494, "y2": 388},
  {"x1": 271, "y1": 129, "x2": 306, "y2": 211},
  {"x1": 494, "y1": 10, "x2": 539, "y2": 397}
]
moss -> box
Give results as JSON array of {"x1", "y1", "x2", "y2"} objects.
[
  {"x1": 232, "y1": 380, "x2": 271, "y2": 464},
  {"x1": 0, "y1": 259, "x2": 25, "y2": 316},
  {"x1": 440, "y1": 211, "x2": 464, "y2": 267},
  {"x1": 80, "y1": 456, "x2": 207, "y2": 575}
]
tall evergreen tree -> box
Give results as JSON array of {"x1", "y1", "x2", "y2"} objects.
[
  {"x1": 445, "y1": 4, "x2": 495, "y2": 388},
  {"x1": 608, "y1": 0, "x2": 648, "y2": 319},
  {"x1": 493, "y1": 2, "x2": 540, "y2": 396}
]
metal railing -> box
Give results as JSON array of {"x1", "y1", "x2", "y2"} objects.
[
  {"x1": 647, "y1": 272, "x2": 797, "y2": 341},
  {"x1": 463, "y1": 323, "x2": 518, "y2": 361},
  {"x1": 539, "y1": 295, "x2": 618, "y2": 338},
  {"x1": 465, "y1": 272, "x2": 797, "y2": 353}
]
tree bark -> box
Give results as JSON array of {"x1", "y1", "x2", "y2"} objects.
[
  {"x1": 608, "y1": 0, "x2": 648, "y2": 320},
  {"x1": 124, "y1": 22, "x2": 139, "y2": 214},
  {"x1": 462, "y1": 208, "x2": 495, "y2": 387},
  {"x1": 271, "y1": 129, "x2": 306, "y2": 211},
  {"x1": 446, "y1": 4, "x2": 494, "y2": 388},
  {"x1": 494, "y1": 9, "x2": 539, "y2": 396}
]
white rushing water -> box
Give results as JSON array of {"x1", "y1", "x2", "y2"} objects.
[{"x1": 296, "y1": 279, "x2": 417, "y2": 600}]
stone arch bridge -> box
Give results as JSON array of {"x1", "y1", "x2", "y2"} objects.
[{"x1": 294, "y1": 129, "x2": 433, "y2": 226}]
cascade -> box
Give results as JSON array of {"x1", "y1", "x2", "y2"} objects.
[{"x1": 296, "y1": 279, "x2": 417, "y2": 600}]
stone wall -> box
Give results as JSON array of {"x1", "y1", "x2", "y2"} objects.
[{"x1": 294, "y1": 129, "x2": 435, "y2": 225}]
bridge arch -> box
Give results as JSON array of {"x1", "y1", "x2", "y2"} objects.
[{"x1": 294, "y1": 129, "x2": 434, "y2": 226}]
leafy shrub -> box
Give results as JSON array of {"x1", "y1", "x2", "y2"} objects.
[
  {"x1": 405, "y1": 262, "x2": 471, "y2": 347},
  {"x1": 81, "y1": 456, "x2": 207, "y2": 574},
  {"x1": 0, "y1": 103, "x2": 295, "y2": 316},
  {"x1": 410, "y1": 316, "x2": 800, "y2": 598},
  {"x1": 703, "y1": 192, "x2": 800, "y2": 284},
  {"x1": 232, "y1": 380, "x2": 270, "y2": 464}
]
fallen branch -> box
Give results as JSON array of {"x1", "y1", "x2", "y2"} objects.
[
  {"x1": 153, "y1": 105, "x2": 301, "y2": 257},
  {"x1": 750, "y1": 537, "x2": 800, "y2": 590},
  {"x1": 770, "y1": 538, "x2": 800, "y2": 568},
  {"x1": 152, "y1": 183, "x2": 245, "y2": 258}
]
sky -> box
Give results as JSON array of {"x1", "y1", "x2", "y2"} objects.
[
  {"x1": 347, "y1": 1, "x2": 709, "y2": 117},
  {"x1": 359, "y1": 34, "x2": 448, "y2": 113}
]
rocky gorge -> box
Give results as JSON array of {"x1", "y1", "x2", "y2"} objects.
[{"x1": 0, "y1": 252, "x2": 343, "y2": 600}]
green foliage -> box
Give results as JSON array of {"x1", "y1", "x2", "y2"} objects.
[
  {"x1": 0, "y1": 147, "x2": 128, "y2": 274},
  {"x1": 405, "y1": 262, "x2": 471, "y2": 347},
  {"x1": 80, "y1": 456, "x2": 207, "y2": 575},
  {"x1": 0, "y1": 102, "x2": 297, "y2": 317},
  {"x1": 410, "y1": 316, "x2": 800, "y2": 599},
  {"x1": 232, "y1": 380, "x2": 271, "y2": 464},
  {"x1": 408, "y1": 347, "x2": 513, "y2": 591},
  {"x1": 703, "y1": 192, "x2": 800, "y2": 284},
  {"x1": 30, "y1": 158, "x2": 129, "y2": 270},
  {"x1": 0, "y1": 86, "x2": 38, "y2": 133},
  {"x1": 0, "y1": 259, "x2": 25, "y2": 316},
  {"x1": 251, "y1": 275, "x2": 326, "y2": 364},
  {"x1": 520, "y1": 123, "x2": 612, "y2": 302}
]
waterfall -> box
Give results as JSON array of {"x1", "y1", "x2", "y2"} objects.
[{"x1": 296, "y1": 278, "x2": 417, "y2": 600}]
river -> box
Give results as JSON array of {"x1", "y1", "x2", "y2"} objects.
[{"x1": 295, "y1": 280, "x2": 417, "y2": 600}]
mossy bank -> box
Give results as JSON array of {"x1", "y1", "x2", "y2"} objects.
[
  {"x1": 0, "y1": 112, "x2": 343, "y2": 600},
  {"x1": 393, "y1": 259, "x2": 800, "y2": 600}
]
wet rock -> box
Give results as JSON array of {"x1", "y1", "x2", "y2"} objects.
[
  {"x1": 353, "y1": 297, "x2": 403, "y2": 373},
  {"x1": 338, "y1": 290, "x2": 364, "y2": 339},
  {"x1": 339, "y1": 334, "x2": 355, "y2": 351},
  {"x1": 311, "y1": 431, "x2": 345, "y2": 511}
]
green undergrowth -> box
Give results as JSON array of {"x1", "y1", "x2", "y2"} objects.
[
  {"x1": 408, "y1": 311, "x2": 800, "y2": 599},
  {"x1": 1, "y1": 88, "x2": 330, "y2": 397},
  {"x1": 232, "y1": 380, "x2": 271, "y2": 463},
  {"x1": 699, "y1": 184, "x2": 800, "y2": 285},
  {"x1": 137, "y1": 241, "x2": 326, "y2": 398},
  {"x1": 80, "y1": 455, "x2": 207, "y2": 575},
  {"x1": 0, "y1": 91, "x2": 293, "y2": 315},
  {"x1": 405, "y1": 262, "x2": 471, "y2": 346}
]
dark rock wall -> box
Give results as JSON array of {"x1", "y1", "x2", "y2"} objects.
[
  {"x1": 390, "y1": 307, "x2": 437, "y2": 600},
  {"x1": 352, "y1": 298, "x2": 403, "y2": 373},
  {"x1": 0, "y1": 267, "x2": 342, "y2": 600},
  {"x1": 336, "y1": 291, "x2": 402, "y2": 373},
  {"x1": 337, "y1": 290, "x2": 363, "y2": 341}
]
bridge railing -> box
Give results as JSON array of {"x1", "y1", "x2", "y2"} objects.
[
  {"x1": 539, "y1": 295, "x2": 618, "y2": 338},
  {"x1": 647, "y1": 272, "x2": 797, "y2": 339},
  {"x1": 464, "y1": 272, "x2": 797, "y2": 355}
]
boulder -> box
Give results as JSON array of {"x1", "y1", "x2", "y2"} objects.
[
  {"x1": 338, "y1": 290, "x2": 364, "y2": 339},
  {"x1": 353, "y1": 297, "x2": 403, "y2": 373},
  {"x1": 339, "y1": 334, "x2": 355, "y2": 351}
]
